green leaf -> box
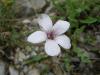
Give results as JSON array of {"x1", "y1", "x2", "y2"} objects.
[
  {"x1": 80, "y1": 17, "x2": 97, "y2": 24},
  {"x1": 71, "y1": 27, "x2": 85, "y2": 42},
  {"x1": 63, "y1": 55, "x2": 72, "y2": 72},
  {"x1": 24, "y1": 55, "x2": 48, "y2": 65},
  {"x1": 73, "y1": 47, "x2": 91, "y2": 63}
]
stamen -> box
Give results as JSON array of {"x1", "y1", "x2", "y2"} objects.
[{"x1": 47, "y1": 31, "x2": 55, "y2": 40}]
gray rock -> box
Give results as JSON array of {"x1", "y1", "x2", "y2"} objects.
[
  {"x1": 9, "y1": 66, "x2": 19, "y2": 75},
  {"x1": 0, "y1": 61, "x2": 5, "y2": 75},
  {"x1": 96, "y1": 34, "x2": 100, "y2": 42},
  {"x1": 95, "y1": 32, "x2": 100, "y2": 43},
  {"x1": 15, "y1": 0, "x2": 46, "y2": 17},
  {"x1": 23, "y1": 66, "x2": 29, "y2": 73},
  {"x1": 29, "y1": 0, "x2": 46, "y2": 10},
  {"x1": 28, "y1": 68, "x2": 40, "y2": 75},
  {"x1": 16, "y1": 0, "x2": 46, "y2": 10},
  {"x1": 48, "y1": 72, "x2": 55, "y2": 75}
]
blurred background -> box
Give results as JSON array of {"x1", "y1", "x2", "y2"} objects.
[{"x1": 0, "y1": 0, "x2": 100, "y2": 75}]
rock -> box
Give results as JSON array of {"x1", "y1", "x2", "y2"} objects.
[
  {"x1": 23, "y1": 66, "x2": 29, "y2": 73},
  {"x1": 96, "y1": 33, "x2": 100, "y2": 43},
  {"x1": 22, "y1": 19, "x2": 31, "y2": 24},
  {"x1": 9, "y1": 66, "x2": 19, "y2": 75},
  {"x1": 20, "y1": 72, "x2": 24, "y2": 75},
  {"x1": 29, "y1": 0, "x2": 46, "y2": 10},
  {"x1": 31, "y1": 51, "x2": 37, "y2": 56},
  {"x1": 51, "y1": 62, "x2": 63, "y2": 75},
  {"x1": 15, "y1": 0, "x2": 46, "y2": 11},
  {"x1": 94, "y1": 32, "x2": 100, "y2": 49},
  {"x1": 14, "y1": 49, "x2": 26, "y2": 64},
  {"x1": 28, "y1": 68, "x2": 40, "y2": 75},
  {"x1": 88, "y1": 52, "x2": 97, "y2": 58},
  {"x1": 48, "y1": 72, "x2": 55, "y2": 75},
  {"x1": 0, "y1": 61, "x2": 5, "y2": 75},
  {"x1": 45, "y1": 1, "x2": 53, "y2": 14},
  {"x1": 15, "y1": 0, "x2": 45, "y2": 17},
  {"x1": 15, "y1": 0, "x2": 33, "y2": 17},
  {"x1": 18, "y1": 51, "x2": 26, "y2": 62}
]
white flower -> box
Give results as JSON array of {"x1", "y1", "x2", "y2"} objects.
[{"x1": 27, "y1": 14, "x2": 71, "y2": 56}]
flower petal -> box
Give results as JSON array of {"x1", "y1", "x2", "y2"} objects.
[
  {"x1": 45, "y1": 40, "x2": 61, "y2": 56},
  {"x1": 55, "y1": 35, "x2": 71, "y2": 49},
  {"x1": 38, "y1": 14, "x2": 53, "y2": 31},
  {"x1": 27, "y1": 31, "x2": 47, "y2": 44},
  {"x1": 53, "y1": 20, "x2": 70, "y2": 35}
]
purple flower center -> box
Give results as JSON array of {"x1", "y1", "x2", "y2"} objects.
[{"x1": 47, "y1": 31, "x2": 55, "y2": 40}]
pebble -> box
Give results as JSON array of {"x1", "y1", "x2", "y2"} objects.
[
  {"x1": 0, "y1": 61, "x2": 5, "y2": 75},
  {"x1": 28, "y1": 68, "x2": 40, "y2": 75},
  {"x1": 9, "y1": 66, "x2": 19, "y2": 75}
]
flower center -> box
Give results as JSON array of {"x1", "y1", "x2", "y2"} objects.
[{"x1": 47, "y1": 31, "x2": 55, "y2": 40}]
